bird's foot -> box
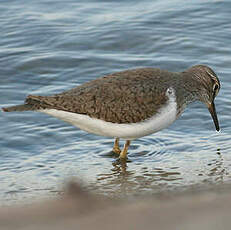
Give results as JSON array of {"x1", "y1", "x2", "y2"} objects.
[
  {"x1": 112, "y1": 146, "x2": 121, "y2": 155},
  {"x1": 119, "y1": 140, "x2": 131, "y2": 159},
  {"x1": 112, "y1": 138, "x2": 121, "y2": 155}
]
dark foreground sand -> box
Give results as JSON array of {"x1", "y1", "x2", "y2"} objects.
[{"x1": 1, "y1": 182, "x2": 231, "y2": 230}]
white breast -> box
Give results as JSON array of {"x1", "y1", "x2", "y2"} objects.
[{"x1": 39, "y1": 87, "x2": 178, "y2": 140}]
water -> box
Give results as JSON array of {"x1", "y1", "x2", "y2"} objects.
[{"x1": 0, "y1": 0, "x2": 231, "y2": 204}]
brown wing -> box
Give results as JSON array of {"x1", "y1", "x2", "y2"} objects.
[{"x1": 26, "y1": 68, "x2": 171, "y2": 123}]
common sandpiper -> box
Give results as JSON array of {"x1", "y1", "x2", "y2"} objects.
[{"x1": 2, "y1": 65, "x2": 220, "y2": 159}]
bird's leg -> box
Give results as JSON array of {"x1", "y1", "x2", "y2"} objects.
[
  {"x1": 120, "y1": 140, "x2": 131, "y2": 159},
  {"x1": 112, "y1": 138, "x2": 121, "y2": 154}
]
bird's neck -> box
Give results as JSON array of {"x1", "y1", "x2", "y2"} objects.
[
  {"x1": 174, "y1": 72, "x2": 202, "y2": 117},
  {"x1": 181, "y1": 71, "x2": 203, "y2": 101}
]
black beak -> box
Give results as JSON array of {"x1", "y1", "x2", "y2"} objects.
[{"x1": 208, "y1": 101, "x2": 220, "y2": 131}]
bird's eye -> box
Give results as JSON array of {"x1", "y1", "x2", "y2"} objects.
[
  {"x1": 213, "y1": 83, "x2": 219, "y2": 97},
  {"x1": 213, "y1": 84, "x2": 219, "y2": 91}
]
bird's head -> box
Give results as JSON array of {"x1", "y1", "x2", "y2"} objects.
[{"x1": 186, "y1": 65, "x2": 220, "y2": 131}]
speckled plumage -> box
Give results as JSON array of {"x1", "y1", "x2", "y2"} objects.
[
  {"x1": 11, "y1": 66, "x2": 218, "y2": 123},
  {"x1": 25, "y1": 68, "x2": 177, "y2": 123},
  {"x1": 2, "y1": 65, "x2": 221, "y2": 159}
]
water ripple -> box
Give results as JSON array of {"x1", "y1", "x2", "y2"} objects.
[{"x1": 1, "y1": 0, "x2": 231, "y2": 204}]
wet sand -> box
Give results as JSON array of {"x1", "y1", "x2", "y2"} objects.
[{"x1": 1, "y1": 181, "x2": 231, "y2": 230}]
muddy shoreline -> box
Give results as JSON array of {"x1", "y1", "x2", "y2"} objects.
[{"x1": 1, "y1": 181, "x2": 231, "y2": 230}]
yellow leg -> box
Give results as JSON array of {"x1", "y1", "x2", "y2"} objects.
[
  {"x1": 120, "y1": 140, "x2": 131, "y2": 159},
  {"x1": 113, "y1": 138, "x2": 121, "y2": 154}
]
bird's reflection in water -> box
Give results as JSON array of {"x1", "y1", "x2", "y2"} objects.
[
  {"x1": 111, "y1": 158, "x2": 128, "y2": 175},
  {"x1": 96, "y1": 157, "x2": 182, "y2": 197},
  {"x1": 94, "y1": 149, "x2": 229, "y2": 197},
  {"x1": 204, "y1": 149, "x2": 229, "y2": 183}
]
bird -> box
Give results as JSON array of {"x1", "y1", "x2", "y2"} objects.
[{"x1": 2, "y1": 65, "x2": 220, "y2": 159}]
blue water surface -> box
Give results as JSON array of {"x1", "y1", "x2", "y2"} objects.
[{"x1": 0, "y1": 0, "x2": 231, "y2": 204}]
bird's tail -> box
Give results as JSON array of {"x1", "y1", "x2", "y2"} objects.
[
  {"x1": 2, "y1": 95, "x2": 49, "y2": 112},
  {"x1": 2, "y1": 104, "x2": 34, "y2": 112}
]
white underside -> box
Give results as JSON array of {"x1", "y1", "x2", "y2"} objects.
[{"x1": 39, "y1": 90, "x2": 178, "y2": 140}]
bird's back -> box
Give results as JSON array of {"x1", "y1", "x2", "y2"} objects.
[{"x1": 27, "y1": 68, "x2": 180, "y2": 123}]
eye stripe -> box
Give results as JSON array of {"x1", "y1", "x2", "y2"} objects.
[
  {"x1": 206, "y1": 70, "x2": 220, "y2": 90},
  {"x1": 206, "y1": 70, "x2": 216, "y2": 79}
]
